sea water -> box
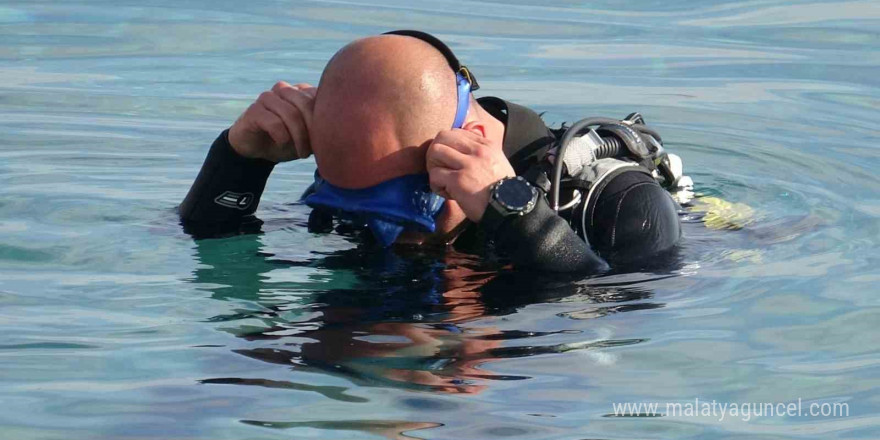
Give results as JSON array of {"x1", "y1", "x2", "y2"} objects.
[{"x1": 0, "y1": 1, "x2": 878, "y2": 438}]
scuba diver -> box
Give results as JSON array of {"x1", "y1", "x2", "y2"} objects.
[{"x1": 180, "y1": 30, "x2": 691, "y2": 272}]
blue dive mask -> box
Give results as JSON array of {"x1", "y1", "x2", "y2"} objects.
[{"x1": 304, "y1": 173, "x2": 446, "y2": 247}]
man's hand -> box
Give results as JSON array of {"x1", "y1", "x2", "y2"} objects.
[
  {"x1": 426, "y1": 129, "x2": 515, "y2": 222},
  {"x1": 228, "y1": 81, "x2": 316, "y2": 163}
]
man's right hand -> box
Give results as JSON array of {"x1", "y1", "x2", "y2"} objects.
[
  {"x1": 426, "y1": 127, "x2": 515, "y2": 223},
  {"x1": 228, "y1": 81, "x2": 316, "y2": 163}
]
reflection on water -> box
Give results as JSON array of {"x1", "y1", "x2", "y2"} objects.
[
  {"x1": 192, "y1": 230, "x2": 665, "y2": 396},
  {"x1": 1, "y1": 0, "x2": 879, "y2": 439}
]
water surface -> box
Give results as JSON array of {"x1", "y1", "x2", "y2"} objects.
[{"x1": 1, "y1": 1, "x2": 878, "y2": 439}]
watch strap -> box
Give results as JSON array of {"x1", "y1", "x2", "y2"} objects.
[{"x1": 480, "y1": 195, "x2": 508, "y2": 235}]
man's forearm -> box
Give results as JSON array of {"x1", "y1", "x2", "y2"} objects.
[
  {"x1": 490, "y1": 198, "x2": 610, "y2": 273},
  {"x1": 179, "y1": 130, "x2": 275, "y2": 225}
]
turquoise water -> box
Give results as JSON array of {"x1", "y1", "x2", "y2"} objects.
[{"x1": 1, "y1": 0, "x2": 879, "y2": 438}]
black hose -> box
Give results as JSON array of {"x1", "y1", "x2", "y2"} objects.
[
  {"x1": 551, "y1": 117, "x2": 616, "y2": 211},
  {"x1": 634, "y1": 125, "x2": 662, "y2": 142}
]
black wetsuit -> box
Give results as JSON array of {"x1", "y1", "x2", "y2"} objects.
[{"x1": 180, "y1": 97, "x2": 681, "y2": 273}]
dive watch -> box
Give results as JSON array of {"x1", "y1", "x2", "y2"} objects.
[{"x1": 481, "y1": 176, "x2": 539, "y2": 234}]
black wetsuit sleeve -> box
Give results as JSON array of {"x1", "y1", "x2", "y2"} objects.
[
  {"x1": 488, "y1": 197, "x2": 610, "y2": 273},
  {"x1": 179, "y1": 129, "x2": 275, "y2": 225}
]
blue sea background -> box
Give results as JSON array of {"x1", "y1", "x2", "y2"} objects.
[{"x1": 1, "y1": 0, "x2": 878, "y2": 439}]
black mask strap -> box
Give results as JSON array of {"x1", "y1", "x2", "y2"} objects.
[{"x1": 383, "y1": 30, "x2": 480, "y2": 91}]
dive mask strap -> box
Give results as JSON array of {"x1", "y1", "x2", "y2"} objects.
[
  {"x1": 383, "y1": 30, "x2": 480, "y2": 91},
  {"x1": 453, "y1": 71, "x2": 471, "y2": 129},
  {"x1": 383, "y1": 30, "x2": 475, "y2": 129}
]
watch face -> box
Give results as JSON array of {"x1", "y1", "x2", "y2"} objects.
[{"x1": 497, "y1": 178, "x2": 534, "y2": 210}]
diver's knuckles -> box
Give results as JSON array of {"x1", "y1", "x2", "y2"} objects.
[
  {"x1": 434, "y1": 129, "x2": 454, "y2": 139},
  {"x1": 276, "y1": 87, "x2": 300, "y2": 102},
  {"x1": 461, "y1": 138, "x2": 491, "y2": 155},
  {"x1": 472, "y1": 146, "x2": 489, "y2": 159},
  {"x1": 435, "y1": 131, "x2": 467, "y2": 146},
  {"x1": 431, "y1": 139, "x2": 471, "y2": 157},
  {"x1": 264, "y1": 114, "x2": 284, "y2": 129},
  {"x1": 245, "y1": 102, "x2": 264, "y2": 119},
  {"x1": 266, "y1": 120, "x2": 289, "y2": 140},
  {"x1": 289, "y1": 131, "x2": 305, "y2": 148},
  {"x1": 432, "y1": 170, "x2": 460, "y2": 189},
  {"x1": 283, "y1": 104, "x2": 303, "y2": 121},
  {"x1": 296, "y1": 127, "x2": 310, "y2": 142},
  {"x1": 471, "y1": 138, "x2": 492, "y2": 153},
  {"x1": 257, "y1": 91, "x2": 277, "y2": 104},
  {"x1": 271, "y1": 108, "x2": 303, "y2": 133},
  {"x1": 448, "y1": 172, "x2": 468, "y2": 189},
  {"x1": 455, "y1": 129, "x2": 483, "y2": 142},
  {"x1": 272, "y1": 81, "x2": 292, "y2": 91},
  {"x1": 250, "y1": 105, "x2": 274, "y2": 126},
  {"x1": 279, "y1": 87, "x2": 313, "y2": 107},
  {"x1": 436, "y1": 143, "x2": 459, "y2": 159},
  {"x1": 428, "y1": 167, "x2": 446, "y2": 180},
  {"x1": 302, "y1": 88, "x2": 318, "y2": 99},
  {"x1": 427, "y1": 142, "x2": 451, "y2": 160},
  {"x1": 294, "y1": 139, "x2": 310, "y2": 155}
]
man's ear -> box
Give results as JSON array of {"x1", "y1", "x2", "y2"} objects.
[{"x1": 462, "y1": 121, "x2": 486, "y2": 138}]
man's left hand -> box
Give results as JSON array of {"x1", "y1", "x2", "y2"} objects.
[{"x1": 426, "y1": 129, "x2": 515, "y2": 222}]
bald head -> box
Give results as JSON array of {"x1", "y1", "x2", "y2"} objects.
[{"x1": 310, "y1": 35, "x2": 459, "y2": 188}]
